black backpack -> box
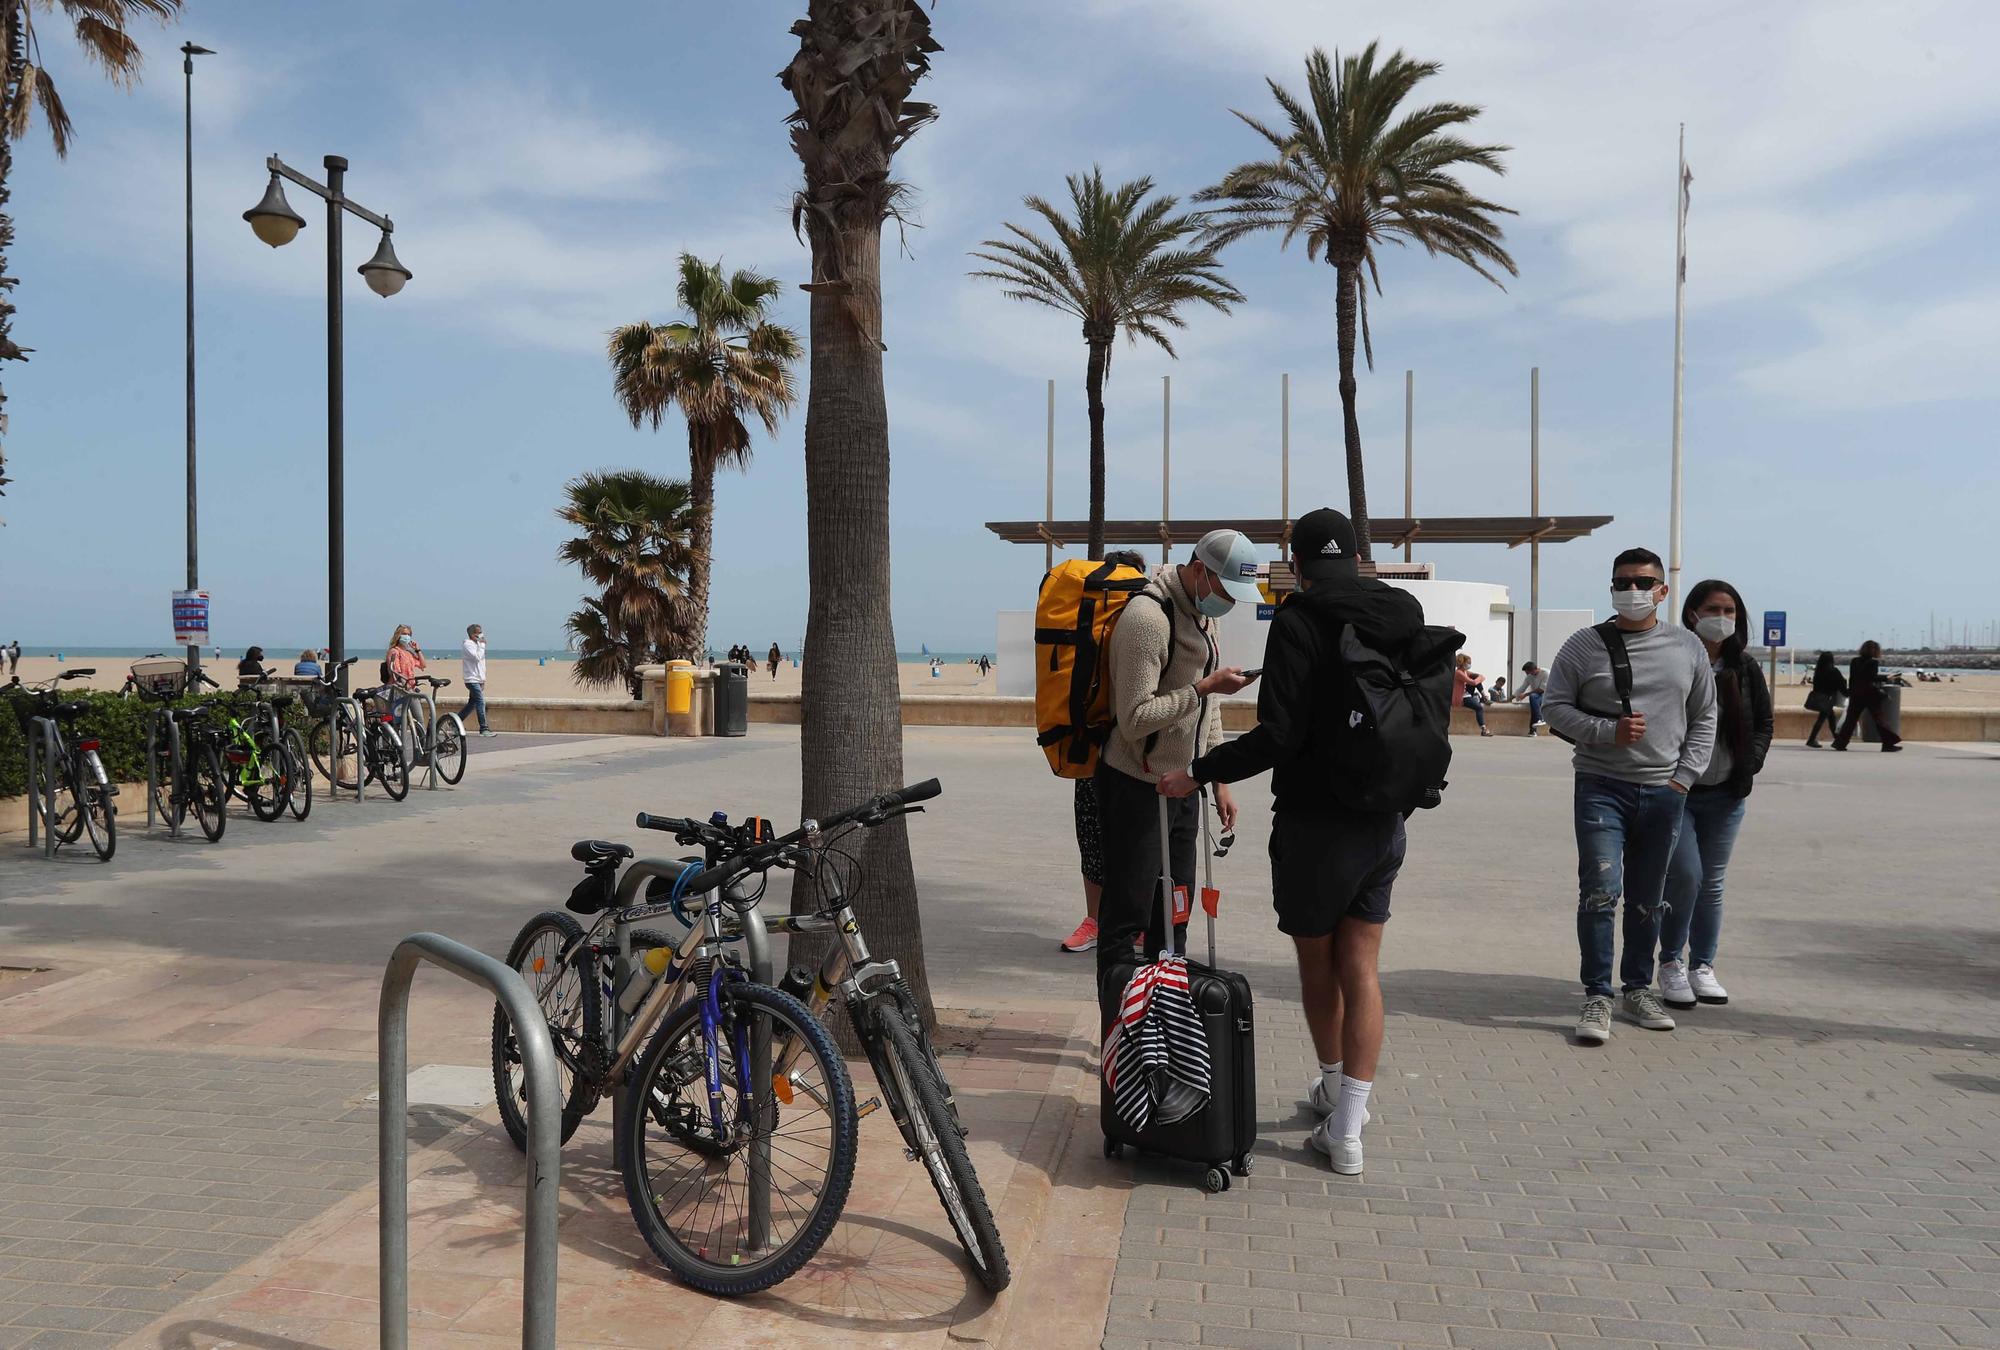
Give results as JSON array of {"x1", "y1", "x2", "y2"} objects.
[
  {"x1": 1325, "y1": 622, "x2": 1465, "y2": 814},
  {"x1": 1550, "y1": 621, "x2": 1633, "y2": 746}
]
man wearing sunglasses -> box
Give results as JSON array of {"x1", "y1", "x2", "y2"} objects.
[{"x1": 1544, "y1": 547, "x2": 1717, "y2": 1046}]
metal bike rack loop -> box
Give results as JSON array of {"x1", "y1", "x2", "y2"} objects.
[
  {"x1": 379, "y1": 933, "x2": 560, "y2": 1350},
  {"x1": 24, "y1": 717, "x2": 58, "y2": 858},
  {"x1": 144, "y1": 709, "x2": 184, "y2": 838}
]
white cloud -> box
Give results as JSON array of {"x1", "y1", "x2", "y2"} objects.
[{"x1": 1738, "y1": 289, "x2": 2000, "y2": 412}]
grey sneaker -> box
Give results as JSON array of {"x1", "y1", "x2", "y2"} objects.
[
  {"x1": 1576, "y1": 995, "x2": 1613, "y2": 1044},
  {"x1": 1621, "y1": 988, "x2": 1677, "y2": 1030}
]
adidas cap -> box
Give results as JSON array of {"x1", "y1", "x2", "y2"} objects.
[
  {"x1": 1193, "y1": 529, "x2": 1265, "y2": 604},
  {"x1": 1292, "y1": 507, "x2": 1360, "y2": 581}
]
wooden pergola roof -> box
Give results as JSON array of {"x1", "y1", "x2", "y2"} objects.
[{"x1": 984, "y1": 515, "x2": 1614, "y2": 551}]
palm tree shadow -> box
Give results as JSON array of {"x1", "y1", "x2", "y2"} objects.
[{"x1": 151, "y1": 1323, "x2": 333, "y2": 1350}]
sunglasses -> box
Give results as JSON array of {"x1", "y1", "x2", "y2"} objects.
[{"x1": 1610, "y1": 576, "x2": 1664, "y2": 592}]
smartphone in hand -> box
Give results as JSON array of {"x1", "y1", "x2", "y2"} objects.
[{"x1": 1241, "y1": 667, "x2": 1263, "y2": 679}]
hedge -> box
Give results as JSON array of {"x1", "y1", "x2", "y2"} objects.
[{"x1": 0, "y1": 685, "x2": 315, "y2": 798}]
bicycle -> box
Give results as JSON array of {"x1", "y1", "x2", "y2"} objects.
[
  {"x1": 669, "y1": 781, "x2": 1010, "y2": 1292},
  {"x1": 395, "y1": 674, "x2": 467, "y2": 786},
  {"x1": 308, "y1": 670, "x2": 410, "y2": 801},
  {"x1": 10, "y1": 669, "x2": 117, "y2": 861},
  {"x1": 120, "y1": 657, "x2": 228, "y2": 841},
  {"x1": 194, "y1": 670, "x2": 292, "y2": 823},
  {"x1": 488, "y1": 790, "x2": 988, "y2": 1295}
]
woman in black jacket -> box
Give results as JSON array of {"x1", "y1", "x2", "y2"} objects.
[
  {"x1": 1805, "y1": 651, "x2": 1846, "y2": 747},
  {"x1": 1832, "y1": 640, "x2": 1903, "y2": 751},
  {"x1": 1658, "y1": 580, "x2": 1772, "y2": 1009}
]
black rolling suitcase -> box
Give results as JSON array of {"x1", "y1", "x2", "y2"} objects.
[{"x1": 1100, "y1": 792, "x2": 1258, "y2": 1192}]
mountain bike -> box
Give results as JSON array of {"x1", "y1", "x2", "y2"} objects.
[
  {"x1": 120, "y1": 658, "x2": 228, "y2": 841},
  {"x1": 10, "y1": 669, "x2": 117, "y2": 861},
  {"x1": 396, "y1": 675, "x2": 467, "y2": 786},
  {"x1": 192, "y1": 671, "x2": 291, "y2": 823}
]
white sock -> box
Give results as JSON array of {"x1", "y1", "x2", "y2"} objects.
[
  {"x1": 1331, "y1": 1074, "x2": 1373, "y2": 1141},
  {"x1": 1318, "y1": 1060, "x2": 1343, "y2": 1102}
]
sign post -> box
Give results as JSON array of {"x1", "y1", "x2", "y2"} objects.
[
  {"x1": 173, "y1": 590, "x2": 210, "y2": 649},
  {"x1": 1763, "y1": 610, "x2": 1785, "y2": 692}
]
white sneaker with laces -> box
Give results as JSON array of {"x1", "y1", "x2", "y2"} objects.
[
  {"x1": 1308, "y1": 1118, "x2": 1363, "y2": 1175},
  {"x1": 1689, "y1": 964, "x2": 1729, "y2": 1004},
  {"x1": 1307, "y1": 1076, "x2": 1336, "y2": 1117},
  {"x1": 1658, "y1": 959, "x2": 1696, "y2": 1010}
]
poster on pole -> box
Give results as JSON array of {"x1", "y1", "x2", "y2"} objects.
[{"x1": 173, "y1": 590, "x2": 210, "y2": 646}]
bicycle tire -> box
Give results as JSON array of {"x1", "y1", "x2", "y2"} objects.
[
  {"x1": 283, "y1": 729, "x2": 313, "y2": 821},
  {"x1": 150, "y1": 733, "x2": 183, "y2": 832},
  {"x1": 309, "y1": 713, "x2": 354, "y2": 788},
  {"x1": 370, "y1": 722, "x2": 410, "y2": 801},
  {"x1": 78, "y1": 764, "x2": 116, "y2": 863},
  {"x1": 432, "y1": 712, "x2": 467, "y2": 785},
  {"x1": 245, "y1": 731, "x2": 285, "y2": 822},
  {"x1": 492, "y1": 911, "x2": 600, "y2": 1153},
  {"x1": 189, "y1": 740, "x2": 227, "y2": 842},
  {"x1": 620, "y1": 981, "x2": 856, "y2": 1297},
  {"x1": 866, "y1": 997, "x2": 1011, "y2": 1292},
  {"x1": 37, "y1": 746, "x2": 84, "y2": 844}
]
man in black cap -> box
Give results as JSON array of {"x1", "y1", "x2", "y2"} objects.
[{"x1": 1159, "y1": 508, "x2": 1425, "y2": 1176}]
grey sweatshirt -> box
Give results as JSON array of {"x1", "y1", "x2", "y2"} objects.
[
  {"x1": 1544, "y1": 620, "x2": 1717, "y2": 788},
  {"x1": 1102, "y1": 565, "x2": 1225, "y2": 784}
]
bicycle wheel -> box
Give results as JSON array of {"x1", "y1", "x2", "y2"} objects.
[
  {"x1": 283, "y1": 729, "x2": 313, "y2": 821},
  {"x1": 309, "y1": 714, "x2": 352, "y2": 787},
  {"x1": 369, "y1": 722, "x2": 409, "y2": 801},
  {"x1": 150, "y1": 731, "x2": 183, "y2": 832},
  {"x1": 864, "y1": 997, "x2": 1011, "y2": 1292},
  {"x1": 620, "y1": 981, "x2": 856, "y2": 1296},
  {"x1": 242, "y1": 730, "x2": 285, "y2": 822},
  {"x1": 78, "y1": 769, "x2": 116, "y2": 863},
  {"x1": 492, "y1": 911, "x2": 601, "y2": 1154},
  {"x1": 35, "y1": 744, "x2": 84, "y2": 843},
  {"x1": 432, "y1": 712, "x2": 467, "y2": 785},
  {"x1": 189, "y1": 741, "x2": 228, "y2": 842}
]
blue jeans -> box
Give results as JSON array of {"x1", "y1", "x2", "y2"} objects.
[
  {"x1": 1574, "y1": 774, "x2": 1688, "y2": 996},
  {"x1": 1526, "y1": 691, "x2": 1545, "y2": 726},
  {"x1": 1462, "y1": 693, "x2": 1487, "y2": 728},
  {"x1": 1659, "y1": 788, "x2": 1746, "y2": 969},
  {"x1": 460, "y1": 682, "x2": 489, "y2": 733}
]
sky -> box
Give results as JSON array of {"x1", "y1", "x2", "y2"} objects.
[{"x1": 2, "y1": 0, "x2": 1997, "y2": 656}]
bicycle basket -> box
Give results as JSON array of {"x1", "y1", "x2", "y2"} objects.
[{"x1": 130, "y1": 659, "x2": 192, "y2": 699}]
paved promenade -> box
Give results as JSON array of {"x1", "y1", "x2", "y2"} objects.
[{"x1": 1, "y1": 727, "x2": 1994, "y2": 1348}]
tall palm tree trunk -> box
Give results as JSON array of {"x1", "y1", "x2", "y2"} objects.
[
  {"x1": 684, "y1": 433, "x2": 716, "y2": 662},
  {"x1": 0, "y1": 19, "x2": 25, "y2": 493},
  {"x1": 1083, "y1": 331, "x2": 1111, "y2": 561},
  {"x1": 1334, "y1": 261, "x2": 1373, "y2": 562},
  {"x1": 798, "y1": 217, "x2": 935, "y2": 1026}
]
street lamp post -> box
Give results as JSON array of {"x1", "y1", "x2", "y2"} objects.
[
  {"x1": 243, "y1": 154, "x2": 411, "y2": 692},
  {"x1": 182, "y1": 42, "x2": 213, "y2": 676}
]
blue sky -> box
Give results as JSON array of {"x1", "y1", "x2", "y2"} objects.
[{"x1": 3, "y1": 0, "x2": 1997, "y2": 656}]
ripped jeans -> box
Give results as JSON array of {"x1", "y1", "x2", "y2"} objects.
[{"x1": 1574, "y1": 773, "x2": 1688, "y2": 997}]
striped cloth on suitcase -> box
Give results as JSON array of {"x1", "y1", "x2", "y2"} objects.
[{"x1": 1103, "y1": 956, "x2": 1211, "y2": 1131}]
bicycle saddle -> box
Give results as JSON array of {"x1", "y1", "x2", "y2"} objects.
[
  {"x1": 423, "y1": 676, "x2": 452, "y2": 688},
  {"x1": 570, "y1": 839, "x2": 634, "y2": 865},
  {"x1": 169, "y1": 704, "x2": 213, "y2": 720},
  {"x1": 45, "y1": 700, "x2": 88, "y2": 719}
]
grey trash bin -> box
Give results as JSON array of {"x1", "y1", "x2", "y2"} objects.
[
  {"x1": 1860, "y1": 683, "x2": 1903, "y2": 743},
  {"x1": 714, "y1": 662, "x2": 750, "y2": 737}
]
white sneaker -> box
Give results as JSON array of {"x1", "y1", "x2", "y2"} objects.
[
  {"x1": 1689, "y1": 964, "x2": 1729, "y2": 1005},
  {"x1": 1308, "y1": 1118, "x2": 1363, "y2": 1175},
  {"x1": 1620, "y1": 988, "x2": 1677, "y2": 1031},
  {"x1": 1658, "y1": 959, "x2": 1696, "y2": 1010},
  {"x1": 1307, "y1": 1075, "x2": 1336, "y2": 1116}
]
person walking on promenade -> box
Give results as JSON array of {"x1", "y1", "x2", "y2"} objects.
[
  {"x1": 1657, "y1": 580, "x2": 1770, "y2": 1010},
  {"x1": 1832, "y1": 640, "x2": 1902, "y2": 752},
  {"x1": 1160, "y1": 508, "x2": 1421, "y2": 1177},
  {"x1": 1453, "y1": 653, "x2": 1492, "y2": 736},
  {"x1": 293, "y1": 649, "x2": 321, "y2": 679},
  {"x1": 1805, "y1": 651, "x2": 1847, "y2": 747},
  {"x1": 386, "y1": 624, "x2": 426, "y2": 719},
  {"x1": 460, "y1": 624, "x2": 494, "y2": 737},
  {"x1": 6, "y1": 640, "x2": 19, "y2": 676},
  {"x1": 1094, "y1": 529, "x2": 1258, "y2": 1023},
  {"x1": 1515, "y1": 660, "x2": 1549, "y2": 735},
  {"x1": 767, "y1": 643, "x2": 782, "y2": 679},
  {"x1": 1058, "y1": 551, "x2": 1150, "y2": 955},
  {"x1": 1544, "y1": 547, "x2": 1716, "y2": 1045}
]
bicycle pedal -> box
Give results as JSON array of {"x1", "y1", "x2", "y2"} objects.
[{"x1": 856, "y1": 1096, "x2": 882, "y2": 1121}]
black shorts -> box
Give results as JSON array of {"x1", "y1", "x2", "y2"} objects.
[
  {"x1": 1073, "y1": 776, "x2": 1104, "y2": 886},
  {"x1": 1268, "y1": 810, "x2": 1406, "y2": 937}
]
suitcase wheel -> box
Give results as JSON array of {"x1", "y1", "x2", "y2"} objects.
[
  {"x1": 1202, "y1": 1166, "x2": 1231, "y2": 1194},
  {"x1": 1103, "y1": 1139, "x2": 1123, "y2": 1160},
  {"x1": 1231, "y1": 1156, "x2": 1251, "y2": 1178}
]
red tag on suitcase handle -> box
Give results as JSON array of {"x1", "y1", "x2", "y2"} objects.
[
  {"x1": 1171, "y1": 885, "x2": 1191, "y2": 926},
  {"x1": 1201, "y1": 886, "x2": 1220, "y2": 918}
]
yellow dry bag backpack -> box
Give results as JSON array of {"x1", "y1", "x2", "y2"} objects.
[{"x1": 1034, "y1": 558, "x2": 1155, "y2": 778}]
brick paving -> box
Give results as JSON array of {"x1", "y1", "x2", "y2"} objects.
[
  {"x1": 0, "y1": 1046, "x2": 378, "y2": 1348},
  {"x1": 1104, "y1": 986, "x2": 2000, "y2": 1350}
]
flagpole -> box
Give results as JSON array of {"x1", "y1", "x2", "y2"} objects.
[{"x1": 1668, "y1": 123, "x2": 1688, "y2": 624}]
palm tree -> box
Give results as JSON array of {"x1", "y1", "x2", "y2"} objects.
[
  {"x1": 1199, "y1": 44, "x2": 1516, "y2": 561},
  {"x1": 0, "y1": 0, "x2": 182, "y2": 498},
  {"x1": 778, "y1": 0, "x2": 941, "y2": 1026},
  {"x1": 608, "y1": 255, "x2": 801, "y2": 659},
  {"x1": 556, "y1": 470, "x2": 699, "y2": 699},
  {"x1": 970, "y1": 170, "x2": 1242, "y2": 561}
]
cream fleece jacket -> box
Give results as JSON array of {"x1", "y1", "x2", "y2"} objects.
[{"x1": 1101, "y1": 565, "x2": 1224, "y2": 783}]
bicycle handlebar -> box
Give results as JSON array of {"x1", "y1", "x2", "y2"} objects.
[{"x1": 633, "y1": 778, "x2": 941, "y2": 895}]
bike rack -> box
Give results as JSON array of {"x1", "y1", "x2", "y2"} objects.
[
  {"x1": 379, "y1": 933, "x2": 560, "y2": 1350},
  {"x1": 403, "y1": 686, "x2": 442, "y2": 791},
  {"x1": 322, "y1": 695, "x2": 367, "y2": 803},
  {"x1": 23, "y1": 717, "x2": 58, "y2": 859},
  {"x1": 144, "y1": 709, "x2": 183, "y2": 838}
]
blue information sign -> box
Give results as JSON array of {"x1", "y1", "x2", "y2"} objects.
[
  {"x1": 1255, "y1": 603, "x2": 1276, "y2": 621},
  {"x1": 1762, "y1": 610, "x2": 1786, "y2": 647}
]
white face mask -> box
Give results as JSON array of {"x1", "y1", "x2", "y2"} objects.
[
  {"x1": 1695, "y1": 614, "x2": 1736, "y2": 643},
  {"x1": 1610, "y1": 586, "x2": 1659, "y2": 620}
]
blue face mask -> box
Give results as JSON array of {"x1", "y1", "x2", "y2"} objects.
[
  {"x1": 398, "y1": 635, "x2": 414, "y2": 648},
  {"x1": 1194, "y1": 576, "x2": 1234, "y2": 619}
]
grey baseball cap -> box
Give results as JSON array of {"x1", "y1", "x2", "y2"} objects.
[{"x1": 1194, "y1": 529, "x2": 1264, "y2": 603}]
